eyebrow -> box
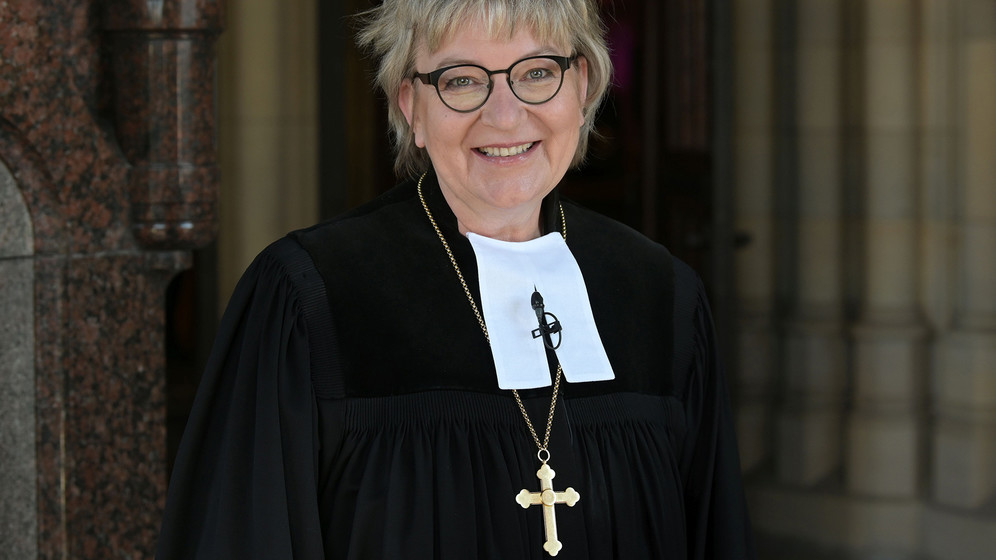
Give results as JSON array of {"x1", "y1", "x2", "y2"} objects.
[{"x1": 431, "y1": 47, "x2": 562, "y2": 69}]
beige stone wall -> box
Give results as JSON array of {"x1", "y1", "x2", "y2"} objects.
[
  {"x1": 734, "y1": 0, "x2": 996, "y2": 558},
  {"x1": 216, "y1": 0, "x2": 319, "y2": 306}
]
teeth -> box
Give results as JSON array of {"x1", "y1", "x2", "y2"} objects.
[{"x1": 478, "y1": 142, "x2": 533, "y2": 157}]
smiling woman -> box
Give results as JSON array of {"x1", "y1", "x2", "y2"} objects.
[
  {"x1": 398, "y1": 22, "x2": 588, "y2": 241},
  {"x1": 357, "y1": 0, "x2": 612, "y2": 178},
  {"x1": 155, "y1": 1, "x2": 756, "y2": 559}
]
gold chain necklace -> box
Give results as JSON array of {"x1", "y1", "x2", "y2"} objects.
[{"x1": 416, "y1": 172, "x2": 580, "y2": 557}]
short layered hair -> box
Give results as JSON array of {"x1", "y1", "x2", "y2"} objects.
[{"x1": 357, "y1": 0, "x2": 613, "y2": 178}]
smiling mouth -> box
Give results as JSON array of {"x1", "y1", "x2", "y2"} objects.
[{"x1": 476, "y1": 142, "x2": 535, "y2": 157}]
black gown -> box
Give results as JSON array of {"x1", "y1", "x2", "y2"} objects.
[{"x1": 156, "y1": 173, "x2": 755, "y2": 559}]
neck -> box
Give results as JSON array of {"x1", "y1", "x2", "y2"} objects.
[
  {"x1": 457, "y1": 214, "x2": 543, "y2": 242},
  {"x1": 440, "y1": 190, "x2": 545, "y2": 242}
]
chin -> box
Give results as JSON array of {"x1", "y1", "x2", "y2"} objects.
[{"x1": 479, "y1": 175, "x2": 553, "y2": 207}]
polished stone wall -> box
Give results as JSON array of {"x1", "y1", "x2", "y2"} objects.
[{"x1": 0, "y1": 1, "x2": 221, "y2": 558}]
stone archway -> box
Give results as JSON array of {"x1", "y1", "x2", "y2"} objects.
[{"x1": 0, "y1": 158, "x2": 36, "y2": 559}]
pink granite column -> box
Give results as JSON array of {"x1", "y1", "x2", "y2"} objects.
[
  {"x1": 0, "y1": 1, "x2": 222, "y2": 558},
  {"x1": 104, "y1": 0, "x2": 224, "y2": 249}
]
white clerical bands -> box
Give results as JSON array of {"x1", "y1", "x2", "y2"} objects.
[{"x1": 467, "y1": 232, "x2": 615, "y2": 390}]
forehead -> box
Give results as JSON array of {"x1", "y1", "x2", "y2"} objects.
[
  {"x1": 418, "y1": 10, "x2": 572, "y2": 59},
  {"x1": 420, "y1": 24, "x2": 556, "y2": 67}
]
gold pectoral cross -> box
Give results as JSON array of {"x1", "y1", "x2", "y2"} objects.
[{"x1": 515, "y1": 462, "x2": 580, "y2": 557}]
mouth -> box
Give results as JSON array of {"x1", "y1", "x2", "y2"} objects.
[{"x1": 475, "y1": 141, "x2": 536, "y2": 157}]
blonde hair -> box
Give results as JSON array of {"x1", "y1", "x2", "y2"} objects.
[{"x1": 357, "y1": 0, "x2": 613, "y2": 178}]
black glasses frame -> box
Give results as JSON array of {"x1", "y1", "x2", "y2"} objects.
[{"x1": 412, "y1": 54, "x2": 578, "y2": 113}]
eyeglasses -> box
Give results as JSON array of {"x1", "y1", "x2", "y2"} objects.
[{"x1": 412, "y1": 54, "x2": 578, "y2": 113}]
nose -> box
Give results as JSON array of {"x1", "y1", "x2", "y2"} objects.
[{"x1": 479, "y1": 76, "x2": 526, "y2": 129}]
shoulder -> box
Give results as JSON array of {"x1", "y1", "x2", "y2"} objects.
[
  {"x1": 248, "y1": 237, "x2": 332, "y2": 328},
  {"x1": 247, "y1": 237, "x2": 341, "y2": 397},
  {"x1": 672, "y1": 257, "x2": 706, "y2": 306},
  {"x1": 561, "y1": 199, "x2": 674, "y2": 290},
  {"x1": 562, "y1": 199, "x2": 672, "y2": 259},
  {"x1": 247, "y1": 237, "x2": 324, "y2": 295}
]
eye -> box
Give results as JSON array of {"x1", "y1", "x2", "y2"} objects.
[
  {"x1": 513, "y1": 63, "x2": 561, "y2": 84},
  {"x1": 447, "y1": 76, "x2": 474, "y2": 88},
  {"x1": 526, "y1": 68, "x2": 553, "y2": 80},
  {"x1": 439, "y1": 70, "x2": 488, "y2": 91}
]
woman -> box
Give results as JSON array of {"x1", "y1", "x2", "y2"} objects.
[{"x1": 157, "y1": 0, "x2": 755, "y2": 558}]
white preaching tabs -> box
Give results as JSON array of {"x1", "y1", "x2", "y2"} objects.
[{"x1": 466, "y1": 232, "x2": 615, "y2": 390}]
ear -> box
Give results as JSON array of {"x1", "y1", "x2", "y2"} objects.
[
  {"x1": 574, "y1": 55, "x2": 589, "y2": 127},
  {"x1": 398, "y1": 80, "x2": 426, "y2": 148}
]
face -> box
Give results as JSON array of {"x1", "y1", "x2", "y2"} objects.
[{"x1": 398, "y1": 22, "x2": 588, "y2": 230}]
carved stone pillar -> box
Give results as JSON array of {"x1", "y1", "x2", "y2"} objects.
[
  {"x1": 742, "y1": 1, "x2": 996, "y2": 557},
  {"x1": 846, "y1": 0, "x2": 926, "y2": 498},
  {"x1": 104, "y1": 0, "x2": 224, "y2": 249},
  {"x1": 932, "y1": 0, "x2": 996, "y2": 510},
  {"x1": 776, "y1": 0, "x2": 847, "y2": 485},
  {"x1": 732, "y1": 0, "x2": 776, "y2": 473}
]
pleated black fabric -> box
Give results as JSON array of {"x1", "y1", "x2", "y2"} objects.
[
  {"x1": 157, "y1": 238, "x2": 325, "y2": 559},
  {"x1": 156, "y1": 174, "x2": 755, "y2": 560}
]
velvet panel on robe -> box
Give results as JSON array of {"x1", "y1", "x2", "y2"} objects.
[{"x1": 155, "y1": 174, "x2": 755, "y2": 559}]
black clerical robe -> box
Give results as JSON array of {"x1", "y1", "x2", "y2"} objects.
[{"x1": 156, "y1": 173, "x2": 755, "y2": 559}]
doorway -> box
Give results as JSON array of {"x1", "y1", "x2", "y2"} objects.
[{"x1": 319, "y1": 0, "x2": 734, "y2": 350}]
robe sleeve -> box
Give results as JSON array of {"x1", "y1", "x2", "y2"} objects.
[
  {"x1": 675, "y1": 262, "x2": 757, "y2": 560},
  {"x1": 156, "y1": 238, "x2": 325, "y2": 559}
]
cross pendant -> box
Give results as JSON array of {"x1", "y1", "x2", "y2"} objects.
[{"x1": 515, "y1": 462, "x2": 580, "y2": 557}]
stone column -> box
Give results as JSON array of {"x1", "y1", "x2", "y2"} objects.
[
  {"x1": 846, "y1": 0, "x2": 926, "y2": 498},
  {"x1": 776, "y1": 0, "x2": 847, "y2": 486},
  {"x1": 0, "y1": 162, "x2": 36, "y2": 560},
  {"x1": 104, "y1": 1, "x2": 223, "y2": 250},
  {"x1": 732, "y1": 0, "x2": 776, "y2": 473},
  {"x1": 932, "y1": 0, "x2": 996, "y2": 511},
  {"x1": 217, "y1": 0, "x2": 319, "y2": 302},
  {"x1": 2, "y1": 0, "x2": 223, "y2": 557}
]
